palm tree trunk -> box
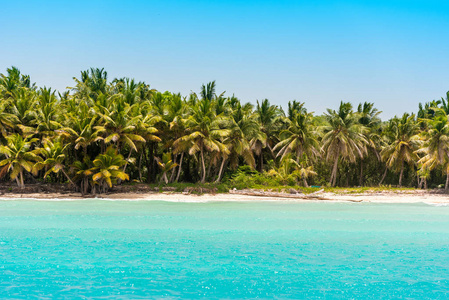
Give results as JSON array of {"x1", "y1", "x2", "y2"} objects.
[
  {"x1": 61, "y1": 169, "x2": 75, "y2": 186},
  {"x1": 138, "y1": 152, "x2": 143, "y2": 182},
  {"x1": 379, "y1": 167, "x2": 388, "y2": 185},
  {"x1": 359, "y1": 160, "x2": 363, "y2": 186},
  {"x1": 19, "y1": 170, "x2": 24, "y2": 189},
  {"x1": 259, "y1": 152, "x2": 263, "y2": 172},
  {"x1": 200, "y1": 146, "x2": 206, "y2": 183},
  {"x1": 169, "y1": 154, "x2": 177, "y2": 183},
  {"x1": 123, "y1": 149, "x2": 133, "y2": 173},
  {"x1": 303, "y1": 177, "x2": 308, "y2": 187},
  {"x1": 444, "y1": 172, "x2": 449, "y2": 190},
  {"x1": 215, "y1": 158, "x2": 226, "y2": 183},
  {"x1": 399, "y1": 161, "x2": 404, "y2": 187},
  {"x1": 206, "y1": 155, "x2": 213, "y2": 180},
  {"x1": 330, "y1": 150, "x2": 340, "y2": 187},
  {"x1": 175, "y1": 152, "x2": 184, "y2": 182},
  {"x1": 162, "y1": 172, "x2": 168, "y2": 184}
]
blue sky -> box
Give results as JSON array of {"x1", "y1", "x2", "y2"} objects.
[{"x1": 2, "y1": 0, "x2": 449, "y2": 119}]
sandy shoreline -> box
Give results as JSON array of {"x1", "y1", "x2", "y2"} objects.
[{"x1": 0, "y1": 190, "x2": 448, "y2": 204}]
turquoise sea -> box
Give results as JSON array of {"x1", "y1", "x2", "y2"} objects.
[{"x1": 0, "y1": 200, "x2": 449, "y2": 299}]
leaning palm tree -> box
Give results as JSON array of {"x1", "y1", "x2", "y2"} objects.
[
  {"x1": 321, "y1": 102, "x2": 367, "y2": 186},
  {"x1": 416, "y1": 113, "x2": 449, "y2": 189},
  {"x1": 380, "y1": 113, "x2": 420, "y2": 187},
  {"x1": 0, "y1": 134, "x2": 41, "y2": 188}
]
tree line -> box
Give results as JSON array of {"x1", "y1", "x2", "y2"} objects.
[{"x1": 0, "y1": 66, "x2": 448, "y2": 194}]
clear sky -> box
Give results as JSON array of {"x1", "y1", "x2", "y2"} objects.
[{"x1": 2, "y1": 0, "x2": 449, "y2": 119}]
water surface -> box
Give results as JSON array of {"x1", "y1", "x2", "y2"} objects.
[{"x1": 0, "y1": 200, "x2": 448, "y2": 299}]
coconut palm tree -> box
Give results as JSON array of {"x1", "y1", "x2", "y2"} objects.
[
  {"x1": 91, "y1": 147, "x2": 129, "y2": 193},
  {"x1": 357, "y1": 102, "x2": 382, "y2": 185},
  {"x1": 155, "y1": 153, "x2": 178, "y2": 184},
  {"x1": 34, "y1": 87, "x2": 62, "y2": 137},
  {"x1": 0, "y1": 134, "x2": 41, "y2": 188},
  {"x1": 417, "y1": 113, "x2": 449, "y2": 189},
  {"x1": 0, "y1": 99, "x2": 19, "y2": 140},
  {"x1": 174, "y1": 82, "x2": 229, "y2": 183},
  {"x1": 35, "y1": 138, "x2": 75, "y2": 186},
  {"x1": 95, "y1": 99, "x2": 146, "y2": 152},
  {"x1": 380, "y1": 113, "x2": 420, "y2": 186},
  {"x1": 253, "y1": 99, "x2": 280, "y2": 171},
  {"x1": 321, "y1": 101, "x2": 367, "y2": 186},
  {"x1": 11, "y1": 88, "x2": 37, "y2": 127},
  {"x1": 274, "y1": 106, "x2": 320, "y2": 164},
  {"x1": 216, "y1": 102, "x2": 260, "y2": 182},
  {"x1": 71, "y1": 157, "x2": 94, "y2": 195}
]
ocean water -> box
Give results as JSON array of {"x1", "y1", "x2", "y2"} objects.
[{"x1": 0, "y1": 200, "x2": 448, "y2": 299}]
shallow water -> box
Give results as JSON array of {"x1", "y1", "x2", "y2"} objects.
[{"x1": 0, "y1": 200, "x2": 448, "y2": 299}]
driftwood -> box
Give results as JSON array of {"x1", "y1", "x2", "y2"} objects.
[
  {"x1": 229, "y1": 189, "x2": 364, "y2": 202},
  {"x1": 229, "y1": 189, "x2": 330, "y2": 200}
]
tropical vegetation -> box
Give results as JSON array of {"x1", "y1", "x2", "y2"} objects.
[{"x1": 1, "y1": 66, "x2": 449, "y2": 194}]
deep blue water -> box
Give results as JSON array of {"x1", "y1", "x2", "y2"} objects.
[{"x1": 0, "y1": 200, "x2": 448, "y2": 299}]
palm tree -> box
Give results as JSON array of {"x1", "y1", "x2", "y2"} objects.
[
  {"x1": 0, "y1": 99, "x2": 19, "y2": 140},
  {"x1": 71, "y1": 157, "x2": 94, "y2": 196},
  {"x1": 357, "y1": 102, "x2": 382, "y2": 185},
  {"x1": 0, "y1": 66, "x2": 34, "y2": 99},
  {"x1": 35, "y1": 138, "x2": 75, "y2": 186},
  {"x1": 155, "y1": 153, "x2": 178, "y2": 184},
  {"x1": 274, "y1": 105, "x2": 320, "y2": 164},
  {"x1": 11, "y1": 88, "x2": 37, "y2": 127},
  {"x1": 0, "y1": 134, "x2": 41, "y2": 188},
  {"x1": 94, "y1": 99, "x2": 146, "y2": 167},
  {"x1": 91, "y1": 147, "x2": 129, "y2": 193},
  {"x1": 380, "y1": 113, "x2": 420, "y2": 186},
  {"x1": 174, "y1": 82, "x2": 228, "y2": 183},
  {"x1": 253, "y1": 99, "x2": 280, "y2": 171},
  {"x1": 321, "y1": 102, "x2": 367, "y2": 186},
  {"x1": 416, "y1": 114, "x2": 449, "y2": 189},
  {"x1": 34, "y1": 87, "x2": 62, "y2": 137},
  {"x1": 71, "y1": 68, "x2": 108, "y2": 100},
  {"x1": 217, "y1": 102, "x2": 259, "y2": 182}
]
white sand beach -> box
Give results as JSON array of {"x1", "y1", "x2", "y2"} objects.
[{"x1": 0, "y1": 190, "x2": 448, "y2": 205}]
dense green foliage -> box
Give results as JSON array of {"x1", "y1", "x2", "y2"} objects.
[{"x1": 1, "y1": 66, "x2": 449, "y2": 193}]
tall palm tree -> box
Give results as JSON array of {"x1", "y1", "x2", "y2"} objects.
[
  {"x1": 0, "y1": 134, "x2": 41, "y2": 188},
  {"x1": 357, "y1": 102, "x2": 382, "y2": 185},
  {"x1": 380, "y1": 113, "x2": 420, "y2": 186},
  {"x1": 216, "y1": 102, "x2": 260, "y2": 182},
  {"x1": 174, "y1": 82, "x2": 228, "y2": 183},
  {"x1": 417, "y1": 114, "x2": 449, "y2": 189},
  {"x1": 321, "y1": 102, "x2": 367, "y2": 186},
  {"x1": 253, "y1": 99, "x2": 280, "y2": 171},
  {"x1": 274, "y1": 106, "x2": 320, "y2": 164}
]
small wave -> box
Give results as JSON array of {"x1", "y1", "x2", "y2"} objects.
[{"x1": 423, "y1": 202, "x2": 449, "y2": 207}]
